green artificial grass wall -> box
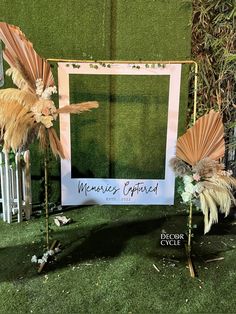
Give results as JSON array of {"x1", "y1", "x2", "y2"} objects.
[
  {"x1": 0, "y1": 0, "x2": 192, "y2": 203},
  {"x1": 70, "y1": 74, "x2": 170, "y2": 179}
]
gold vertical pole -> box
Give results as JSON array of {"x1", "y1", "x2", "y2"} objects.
[
  {"x1": 193, "y1": 62, "x2": 198, "y2": 124},
  {"x1": 44, "y1": 149, "x2": 49, "y2": 250},
  {"x1": 186, "y1": 201, "x2": 195, "y2": 278},
  {"x1": 186, "y1": 63, "x2": 198, "y2": 278},
  {"x1": 188, "y1": 201, "x2": 193, "y2": 250}
]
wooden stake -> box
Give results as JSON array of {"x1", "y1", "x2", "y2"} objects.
[{"x1": 205, "y1": 257, "x2": 224, "y2": 263}]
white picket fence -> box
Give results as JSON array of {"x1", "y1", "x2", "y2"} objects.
[{"x1": 0, "y1": 151, "x2": 32, "y2": 223}]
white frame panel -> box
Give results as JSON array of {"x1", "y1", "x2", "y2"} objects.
[{"x1": 58, "y1": 62, "x2": 181, "y2": 205}]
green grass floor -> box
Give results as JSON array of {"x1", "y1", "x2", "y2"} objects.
[{"x1": 0, "y1": 205, "x2": 235, "y2": 313}]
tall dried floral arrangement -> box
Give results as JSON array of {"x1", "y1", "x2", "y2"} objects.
[
  {"x1": 0, "y1": 23, "x2": 99, "y2": 270},
  {"x1": 170, "y1": 110, "x2": 236, "y2": 234},
  {"x1": 0, "y1": 22, "x2": 98, "y2": 158}
]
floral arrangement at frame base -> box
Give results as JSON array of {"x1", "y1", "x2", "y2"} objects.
[
  {"x1": 0, "y1": 22, "x2": 99, "y2": 272},
  {"x1": 170, "y1": 110, "x2": 236, "y2": 234}
]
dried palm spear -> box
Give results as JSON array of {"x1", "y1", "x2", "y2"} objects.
[{"x1": 0, "y1": 22, "x2": 98, "y2": 158}]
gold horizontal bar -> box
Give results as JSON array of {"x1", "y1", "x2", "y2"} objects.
[
  {"x1": 47, "y1": 58, "x2": 196, "y2": 65},
  {"x1": 47, "y1": 58, "x2": 198, "y2": 124}
]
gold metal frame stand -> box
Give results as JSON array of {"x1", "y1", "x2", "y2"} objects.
[{"x1": 46, "y1": 58, "x2": 198, "y2": 277}]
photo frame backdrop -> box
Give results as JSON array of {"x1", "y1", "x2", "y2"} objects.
[{"x1": 58, "y1": 62, "x2": 182, "y2": 205}]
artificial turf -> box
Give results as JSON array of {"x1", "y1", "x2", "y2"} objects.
[{"x1": 0, "y1": 205, "x2": 235, "y2": 313}]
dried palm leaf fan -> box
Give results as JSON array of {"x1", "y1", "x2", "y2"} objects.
[
  {"x1": 176, "y1": 110, "x2": 225, "y2": 165},
  {"x1": 174, "y1": 110, "x2": 236, "y2": 233},
  {"x1": 0, "y1": 22, "x2": 98, "y2": 158}
]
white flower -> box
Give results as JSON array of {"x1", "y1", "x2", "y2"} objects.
[
  {"x1": 48, "y1": 250, "x2": 54, "y2": 256},
  {"x1": 31, "y1": 255, "x2": 38, "y2": 263},
  {"x1": 54, "y1": 247, "x2": 61, "y2": 253},
  {"x1": 42, "y1": 255, "x2": 48, "y2": 263},
  {"x1": 31, "y1": 104, "x2": 43, "y2": 122},
  {"x1": 35, "y1": 78, "x2": 44, "y2": 96},
  {"x1": 181, "y1": 191, "x2": 192, "y2": 203},
  {"x1": 35, "y1": 77, "x2": 57, "y2": 99},
  {"x1": 220, "y1": 170, "x2": 233, "y2": 177},
  {"x1": 31, "y1": 103, "x2": 42, "y2": 122},
  {"x1": 32, "y1": 113, "x2": 42, "y2": 123},
  {"x1": 32, "y1": 249, "x2": 55, "y2": 265},
  {"x1": 41, "y1": 86, "x2": 57, "y2": 99},
  {"x1": 184, "y1": 182, "x2": 195, "y2": 194},
  {"x1": 40, "y1": 115, "x2": 54, "y2": 128},
  {"x1": 183, "y1": 175, "x2": 193, "y2": 184}
]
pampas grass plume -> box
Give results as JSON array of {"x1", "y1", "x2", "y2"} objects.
[
  {"x1": 169, "y1": 157, "x2": 190, "y2": 177},
  {"x1": 193, "y1": 157, "x2": 224, "y2": 177}
]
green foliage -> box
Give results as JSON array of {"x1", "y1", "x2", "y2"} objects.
[
  {"x1": 8, "y1": 150, "x2": 16, "y2": 168},
  {"x1": 176, "y1": 177, "x2": 185, "y2": 195},
  {"x1": 190, "y1": 0, "x2": 236, "y2": 172},
  {"x1": 0, "y1": 146, "x2": 26, "y2": 169},
  {"x1": 190, "y1": 0, "x2": 236, "y2": 116}
]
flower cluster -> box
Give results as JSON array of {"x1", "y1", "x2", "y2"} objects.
[
  {"x1": 35, "y1": 79, "x2": 57, "y2": 99},
  {"x1": 32, "y1": 78, "x2": 58, "y2": 128},
  {"x1": 179, "y1": 174, "x2": 203, "y2": 203},
  {"x1": 170, "y1": 157, "x2": 202, "y2": 203},
  {"x1": 170, "y1": 156, "x2": 236, "y2": 233},
  {"x1": 170, "y1": 157, "x2": 233, "y2": 205},
  {"x1": 31, "y1": 247, "x2": 60, "y2": 264},
  {"x1": 31, "y1": 99, "x2": 58, "y2": 128}
]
